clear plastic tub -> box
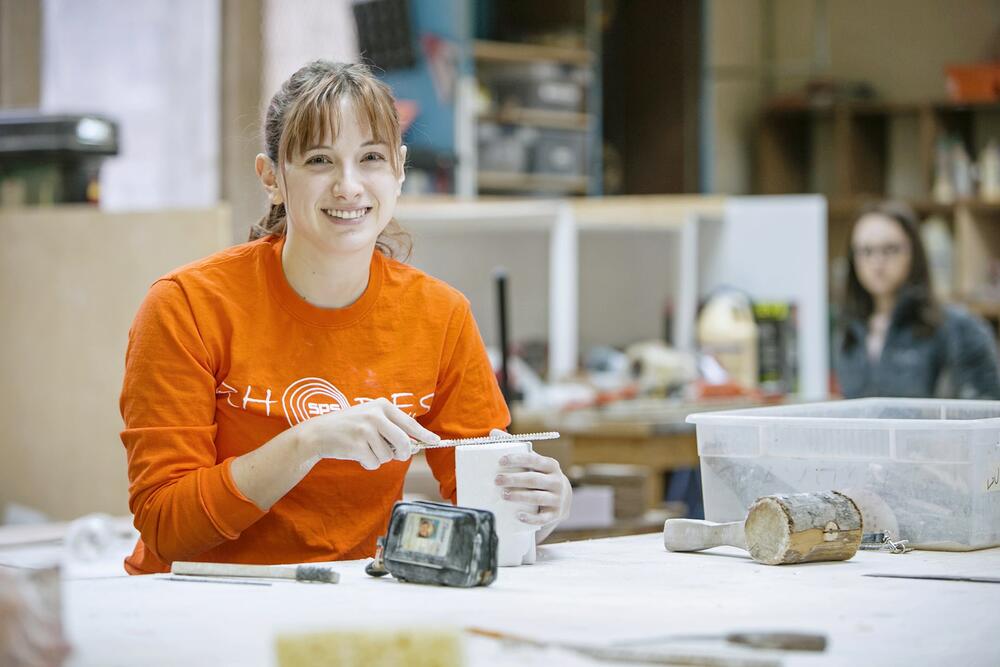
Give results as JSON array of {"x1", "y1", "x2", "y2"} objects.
[{"x1": 687, "y1": 398, "x2": 1000, "y2": 551}]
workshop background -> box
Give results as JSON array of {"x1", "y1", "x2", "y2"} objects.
[{"x1": 2, "y1": 0, "x2": 999, "y2": 540}]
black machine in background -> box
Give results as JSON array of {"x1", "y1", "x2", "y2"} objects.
[
  {"x1": 495, "y1": 267, "x2": 512, "y2": 404},
  {"x1": 353, "y1": 0, "x2": 417, "y2": 71},
  {"x1": 0, "y1": 112, "x2": 119, "y2": 207}
]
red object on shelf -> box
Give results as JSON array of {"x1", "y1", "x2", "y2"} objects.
[
  {"x1": 945, "y1": 63, "x2": 1000, "y2": 102},
  {"x1": 394, "y1": 100, "x2": 419, "y2": 135}
]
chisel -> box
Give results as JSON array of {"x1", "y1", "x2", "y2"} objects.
[
  {"x1": 864, "y1": 573, "x2": 1000, "y2": 584},
  {"x1": 467, "y1": 627, "x2": 781, "y2": 667},
  {"x1": 615, "y1": 631, "x2": 827, "y2": 652}
]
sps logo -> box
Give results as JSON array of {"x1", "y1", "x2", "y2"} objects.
[{"x1": 282, "y1": 377, "x2": 350, "y2": 426}]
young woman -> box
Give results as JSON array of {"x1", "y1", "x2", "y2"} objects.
[
  {"x1": 835, "y1": 200, "x2": 1000, "y2": 399},
  {"x1": 120, "y1": 61, "x2": 571, "y2": 574}
]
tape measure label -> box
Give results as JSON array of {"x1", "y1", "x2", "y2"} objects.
[{"x1": 400, "y1": 512, "x2": 454, "y2": 557}]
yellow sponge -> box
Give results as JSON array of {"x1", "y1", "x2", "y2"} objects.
[{"x1": 275, "y1": 628, "x2": 464, "y2": 667}]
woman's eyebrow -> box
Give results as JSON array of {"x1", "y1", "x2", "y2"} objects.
[{"x1": 304, "y1": 140, "x2": 386, "y2": 151}]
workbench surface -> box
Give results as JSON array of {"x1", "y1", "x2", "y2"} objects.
[{"x1": 38, "y1": 533, "x2": 1000, "y2": 666}]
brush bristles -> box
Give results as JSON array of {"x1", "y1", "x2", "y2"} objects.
[{"x1": 295, "y1": 565, "x2": 340, "y2": 584}]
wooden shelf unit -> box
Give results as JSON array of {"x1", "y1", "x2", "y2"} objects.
[
  {"x1": 473, "y1": 39, "x2": 593, "y2": 66},
  {"x1": 757, "y1": 99, "x2": 1000, "y2": 310},
  {"x1": 478, "y1": 108, "x2": 592, "y2": 131},
  {"x1": 469, "y1": 3, "x2": 601, "y2": 198},
  {"x1": 473, "y1": 37, "x2": 598, "y2": 195},
  {"x1": 758, "y1": 100, "x2": 1000, "y2": 198},
  {"x1": 477, "y1": 170, "x2": 589, "y2": 194}
]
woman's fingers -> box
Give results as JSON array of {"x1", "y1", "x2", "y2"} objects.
[
  {"x1": 357, "y1": 447, "x2": 381, "y2": 470},
  {"x1": 516, "y1": 508, "x2": 561, "y2": 526},
  {"x1": 366, "y1": 427, "x2": 395, "y2": 466},
  {"x1": 380, "y1": 399, "x2": 439, "y2": 445},
  {"x1": 501, "y1": 488, "x2": 560, "y2": 508},
  {"x1": 494, "y1": 471, "x2": 560, "y2": 492},
  {"x1": 377, "y1": 419, "x2": 413, "y2": 461},
  {"x1": 494, "y1": 452, "x2": 572, "y2": 526},
  {"x1": 498, "y1": 452, "x2": 558, "y2": 474}
]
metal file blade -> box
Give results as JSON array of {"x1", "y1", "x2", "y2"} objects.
[
  {"x1": 412, "y1": 431, "x2": 560, "y2": 450},
  {"x1": 864, "y1": 573, "x2": 1000, "y2": 584}
]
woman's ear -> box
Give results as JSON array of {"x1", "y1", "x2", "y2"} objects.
[
  {"x1": 255, "y1": 154, "x2": 283, "y2": 205},
  {"x1": 396, "y1": 145, "x2": 408, "y2": 195}
]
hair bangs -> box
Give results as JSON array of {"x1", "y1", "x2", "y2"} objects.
[{"x1": 278, "y1": 75, "x2": 402, "y2": 175}]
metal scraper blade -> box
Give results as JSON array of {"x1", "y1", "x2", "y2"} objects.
[{"x1": 413, "y1": 431, "x2": 561, "y2": 450}]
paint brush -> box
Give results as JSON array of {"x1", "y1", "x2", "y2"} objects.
[{"x1": 170, "y1": 561, "x2": 339, "y2": 583}]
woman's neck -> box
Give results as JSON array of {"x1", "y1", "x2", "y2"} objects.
[
  {"x1": 280, "y1": 234, "x2": 374, "y2": 308},
  {"x1": 872, "y1": 294, "x2": 896, "y2": 317}
]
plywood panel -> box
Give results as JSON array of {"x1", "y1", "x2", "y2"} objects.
[
  {"x1": 0, "y1": 0, "x2": 41, "y2": 108},
  {"x1": 0, "y1": 206, "x2": 231, "y2": 520}
]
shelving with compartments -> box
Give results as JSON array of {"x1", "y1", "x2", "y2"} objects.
[
  {"x1": 756, "y1": 100, "x2": 1000, "y2": 320},
  {"x1": 467, "y1": 2, "x2": 602, "y2": 197}
]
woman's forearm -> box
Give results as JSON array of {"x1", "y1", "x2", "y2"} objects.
[{"x1": 229, "y1": 426, "x2": 319, "y2": 511}]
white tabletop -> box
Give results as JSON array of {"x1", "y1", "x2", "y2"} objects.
[{"x1": 12, "y1": 532, "x2": 991, "y2": 667}]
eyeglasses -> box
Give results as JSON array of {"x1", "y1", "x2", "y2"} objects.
[{"x1": 851, "y1": 242, "x2": 909, "y2": 261}]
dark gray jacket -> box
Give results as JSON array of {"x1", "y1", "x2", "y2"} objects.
[{"x1": 835, "y1": 298, "x2": 1000, "y2": 400}]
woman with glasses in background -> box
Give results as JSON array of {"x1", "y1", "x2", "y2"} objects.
[{"x1": 836, "y1": 201, "x2": 1000, "y2": 399}]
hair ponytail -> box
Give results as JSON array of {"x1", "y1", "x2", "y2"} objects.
[{"x1": 249, "y1": 203, "x2": 286, "y2": 241}]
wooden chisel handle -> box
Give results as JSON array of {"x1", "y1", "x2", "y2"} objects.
[
  {"x1": 171, "y1": 561, "x2": 339, "y2": 583},
  {"x1": 663, "y1": 519, "x2": 747, "y2": 552}
]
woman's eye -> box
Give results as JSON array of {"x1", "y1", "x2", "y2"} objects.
[
  {"x1": 363, "y1": 152, "x2": 386, "y2": 162},
  {"x1": 306, "y1": 155, "x2": 331, "y2": 165}
]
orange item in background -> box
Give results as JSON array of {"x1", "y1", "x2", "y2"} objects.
[{"x1": 946, "y1": 63, "x2": 1000, "y2": 102}]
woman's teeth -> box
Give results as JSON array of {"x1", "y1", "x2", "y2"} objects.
[{"x1": 323, "y1": 208, "x2": 369, "y2": 220}]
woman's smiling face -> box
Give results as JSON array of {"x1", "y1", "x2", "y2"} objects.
[{"x1": 279, "y1": 97, "x2": 405, "y2": 258}]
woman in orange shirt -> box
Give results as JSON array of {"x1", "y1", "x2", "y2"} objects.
[{"x1": 119, "y1": 60, "x2": 572, "y2": 574}]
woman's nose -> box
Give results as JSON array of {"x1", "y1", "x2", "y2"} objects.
[{"x1": 332, "y1": 165, "x2": 363, "y2": 199}]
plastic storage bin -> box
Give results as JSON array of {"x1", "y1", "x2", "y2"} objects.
[
  {"x1": 688, "y1": 398, "x2": 1000, "y2": 551},
  {"x1": 532, "y1": 129, "x2": 586, "y2": 176}
]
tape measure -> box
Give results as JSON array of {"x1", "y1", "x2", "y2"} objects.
[{"x1": 365, "y1": 501, "x2": 497, "y2": 587}]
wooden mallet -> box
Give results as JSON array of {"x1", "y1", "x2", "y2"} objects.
[{"x1": 664, "y1": 491, "x2": 863, "y2": 565}]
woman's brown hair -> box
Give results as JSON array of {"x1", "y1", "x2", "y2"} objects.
[
  {"x1": 247, "y1": 60, "x2": 411, "y2": 259},
  {"x1": 841, "y1": 200, "x2": 941, "y2": 350}
]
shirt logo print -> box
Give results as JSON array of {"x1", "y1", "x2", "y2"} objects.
[{"x1": 282, "y1": 377, "x2": 350, "y2": 426}]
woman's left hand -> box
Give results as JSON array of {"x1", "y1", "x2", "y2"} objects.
[{"x1": 492, "y1": 433, "x2": 572, "y2": 528}]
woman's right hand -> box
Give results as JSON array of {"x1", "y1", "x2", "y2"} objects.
[{"x1": 297, "y1": 398, "x2": 440, "y2": 470}]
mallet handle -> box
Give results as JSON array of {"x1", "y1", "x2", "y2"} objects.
[{"x1": 663, "y1": 519, "x2": 747, "y2": 552}]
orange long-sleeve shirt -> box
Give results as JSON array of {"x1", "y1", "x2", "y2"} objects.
[{"x1": 120, "y1": 235, "x2": 509, "y2": 574}]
